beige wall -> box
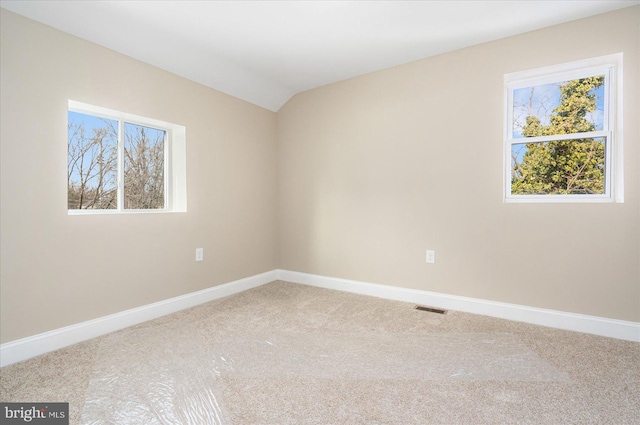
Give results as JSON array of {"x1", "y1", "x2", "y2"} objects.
[
  {"x1": 277, "y1": 7, "x2": 640, "y2": 322},
  {"x1": 1, "y1": 7, "x2": 639, "y2": 345},
  {"x1": 0, "y1": 10, "x2": 278, "y2": 343}
]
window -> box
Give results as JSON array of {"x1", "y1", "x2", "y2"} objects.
[
  {"x1": 504, "y1": 54, "x2": 622, "y2": 203},
  {"x1": 68, "y1": 101, "x2": 187, "y2": 213}
]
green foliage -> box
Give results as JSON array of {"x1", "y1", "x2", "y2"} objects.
[{"x1": 512, "y1": 77, "x2": 605, "y2": 195}]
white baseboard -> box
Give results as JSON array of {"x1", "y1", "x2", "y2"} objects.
[
  {"x1": 3, "y1": 268, "x2": 637, "y2": 367},
  {"x1": 277, "y1": 269, "x2": 640, "y2": 343},
  {"x1": 0, "y1": 270, "x2": 277, "y2": 367}
]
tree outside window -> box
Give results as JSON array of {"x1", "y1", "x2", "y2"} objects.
[
  {"x1": 504, "y1": 55, "x2": 621, "y2": 203},
  {"x1": 68, "y1": 109, "x2": 167, "y2": 211}
]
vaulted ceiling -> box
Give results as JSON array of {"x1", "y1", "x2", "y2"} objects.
[{"x1": 2, "y1": 1, "x2": 637, "y2": 111}]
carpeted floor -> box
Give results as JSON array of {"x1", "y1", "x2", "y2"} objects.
[{"x1": 1, "y1": 280, "x2": 639, "y2": 424}]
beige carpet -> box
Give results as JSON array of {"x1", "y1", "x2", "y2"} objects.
[{"x1": 1, "y1": 280, "x2": 639, "y2": 424}]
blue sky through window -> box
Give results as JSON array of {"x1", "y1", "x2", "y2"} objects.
[
  {"x1": 67, "y1": 111, "x2": 118, "y2": 206},
  {"x1": 512, "y1": 78, "x2": 604, "y2": 139}
]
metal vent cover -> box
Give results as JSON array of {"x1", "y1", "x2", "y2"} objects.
[{"x1": 414, "y1": 305, "x2": 447, "y2": 315}]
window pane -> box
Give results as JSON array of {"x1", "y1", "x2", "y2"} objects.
[
  {"x1": 123, "y1": 123, "x2": 165, "y2": 209},
  {"x1": 68, "y1": 111, "x2": 118, "y2": 209},
  {"x1": 511, "y1": 138, "x2": 605, "y2": 195},
  {"x1": 512, "y1": 76, "x2": 605, "y2": 138}
]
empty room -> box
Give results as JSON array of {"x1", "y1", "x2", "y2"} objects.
[{"x1": 1, "y1": 1, "x2": 639, "y2": 424}]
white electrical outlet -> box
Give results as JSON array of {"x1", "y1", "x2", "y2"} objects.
[
  {"x1": 426, "y1": 250, "x2": 435, "y2": 264},
  {"x1": 195, "y1": 248, "x2": 204, "y2": 261}
]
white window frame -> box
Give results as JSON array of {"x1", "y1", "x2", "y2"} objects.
[
  {"x1": 503, "y1": 53, "x2": 623, "y2": 203},
  {"x1": 68, "y1": 100, "x2": 187, "y2": 214}
]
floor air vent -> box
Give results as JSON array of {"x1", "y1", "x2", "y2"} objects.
[{"x1": 414, "y1": 305, "x2": 447, "y2": 314}]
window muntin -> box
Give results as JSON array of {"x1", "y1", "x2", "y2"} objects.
[
  {"x1": 504, "y1": 54, "x2": 622, "y2": 203},
  {"x1": 68, "y1": 101, "x2": 186, "y2": 213}
]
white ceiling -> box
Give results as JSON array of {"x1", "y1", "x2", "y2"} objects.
[{"x1": 2, "y1": 1, "x2": 638, "y2": 111}]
